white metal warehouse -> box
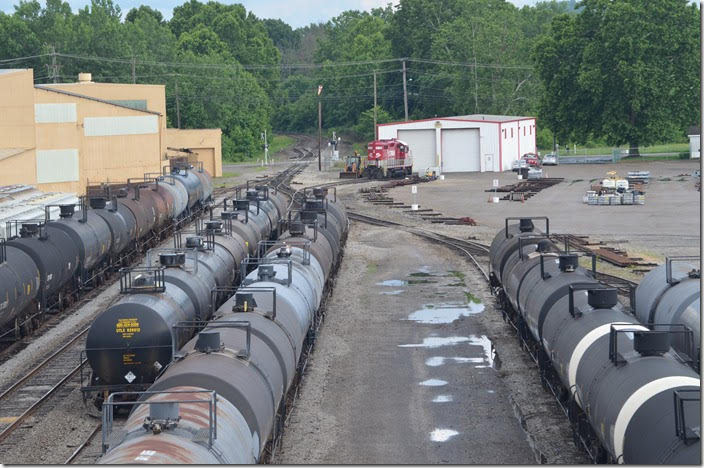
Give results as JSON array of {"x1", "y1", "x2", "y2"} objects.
[{"x1": 377, "y1": 114, "x2": 537, "y2": 174}]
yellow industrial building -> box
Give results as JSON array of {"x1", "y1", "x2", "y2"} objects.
[{"x1": 0, "y1": 69, "x2": 222, "y2": 195}]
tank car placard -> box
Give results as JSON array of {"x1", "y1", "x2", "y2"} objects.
[{"x1": 115, "y1": 318, "x2": 140, "y2": 338}]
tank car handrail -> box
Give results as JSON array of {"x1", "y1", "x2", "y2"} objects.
[
  {"x1": 258, "y1": 239, "x2": 311, "y2": 265},
  {"x1": 567, "y1": 283, "x2": 616, "y2": 318},
  {"x1": 517, "y1": 235, "x2": 550, "y2": 260},
  {"x1": 0, "y1": 237, "x2": 5, "y2": 264},
  {"x1": 607, "y1": 323, "x2": 685, "y2": 365},
  {"x1": 171, "y1": 320, "x2": 252, "y2": 361},
  {"x1": 673, "y1": 389, "x2": 701, "y2": 442},
  {"x1": 504, "y1": 216, "x2": 549, "y2": 238},
  {"x1": 102, "y1": 389, "x2": 218, "y2": 453},
  {"x1": 118, "y1": 266, "x2": 166, "y2": 294},
  {"x1": 234, "y1": 286, "x2": 277, "y2": 319},
  {"x1": 287, "y1": 211, "x2": 319, "y2": 242},
  {"x1": 210, "y1": 286, "x2": 238, "y2": 318},
  {"x1": 665, "y1": 256, "x2": 701, "y2": 285}
]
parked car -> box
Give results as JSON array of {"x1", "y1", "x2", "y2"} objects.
[
  {"x1": 521, "y1": 152, "x2": 541, "y2": 167},
  {"x1": 542, "y1": 153, "x2": 558, "y2": 166},
  {"x1": 512, "y1": 158, "x2": 528, "y2": 172}
]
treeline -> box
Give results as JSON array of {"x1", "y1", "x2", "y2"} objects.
[{"x1": 0, "y1": 0, "x2": 699, "y2": 159}]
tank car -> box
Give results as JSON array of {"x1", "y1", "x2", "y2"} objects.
[
  {"x1": 97, "y1": 187, "x2": 344, "y2": 465},
  {"x1": 5, "y1": 222, "x2": 79, "y2": 310},
  {"x1": 47, "y1": 203, "x2": 112, "y2": 284},
  {"x1": 634, "y1": 256, "x2": 700, "y2": 367},
  {"x1": 85, "y1": 226, "x2": 246, "y2": 395},
  {"x1": 0, "y1": 239, "x2": 40, "y2": 335},
  {"x1": 491, "y1": 218, "x2": 701, "y2": 464}
]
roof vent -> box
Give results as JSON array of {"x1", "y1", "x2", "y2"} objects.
[
  {"x1": 304, "y1": 200, "x2": 324, "y2": 212},
  {"x1": 289, "y1": 222, "x2": 305, "y2": 237},
  {"x1": 558, "y1": 254, "x2": 579, "y2": 272},
  {"x1": 195, "y1": 331, "x2": 221, "y2": 353},
  {"x1": 245, "y1": 189, "x2": 258, "y2": 201},
  {"x1": 89, "y1": 197, "x2": 107, "y2": 209},
  {"x1": 144, "y1": 402, "x2": 180, "y2": 434},
  {"x1": 300, "y1": 211, "x2": 318, "y2": 224},
  {"x1": 258, "y1": 265, "x2": 276, "y2": 281},
  {"x1": 19, "y1": 223, "x2": 39, "y2": 238},
  {"x1": 312, "y1": 187, "x2": 327, "y2": 199},
  {"x1": 160, "y1": 252, "x2": 185, "y2": 267},
  {"x1": 205, "y1": 220, "x2": 222, "y2": 232},
  {"x1": 59, "y1": 204, "x2": 75, "y2": 218},
  {"x1": 536, "y1": 239, "x2": 552, "y2": 253},
  {"x1": 220, "y1": 210, "x2": 238, "y2": 220},
  {"x1": 519, "y1": 219, "x2": 535, "y2": 232},
  {"x1": 255, "y1": 185, "x2": 267, "y2": 191},
  {"x1": 234, "y1": 293, "x2": 257, "y2": 312},
  {"x1": 77, "y1": 72, "x2": 92, "y2": 83},
  {"x1": 277, "y1": 246, "x2": 291, "y2": 258},
  {"x1": 634, "y1": 331, "x2": 670, "y2": 357},
  {"x1": 587, "y1": 289, "x2": 618, "y2": 309},
  {"x1": 185, "y1": 236, "x2": 204, "y2": 250}
]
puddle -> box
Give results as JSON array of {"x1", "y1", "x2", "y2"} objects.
[
  {"x1": 376, "y1": 279, "x2": 407, "y2": 287},
  {"x1": 379, "y1": 289, "x2": 404, "y2": 295},
  {"x1": 406, "y1": 302, "x2": 484, "y2": 324},
  {"x1": 487, "y1": 390, "x2": 496, "y2": 394},
  {"x1": 432, "y1": 395, "x2": 453, "y2": 403},
  {"x1": 419, "y1": 378, "x2": 447, "y2": 387},
  {"x1": 408, "y1": 279, "x2": 438, "y2": 285},
  {"x1": 430, "y1": 428, "x2": 459, "y2": 442},
  {"x1": 425, "y1": 356, "x2": 483, "y2": 367},
  {"x1": 398, "y1": 336, "x2": 471, "y2": 348},
  {"x1": 468, "y1": 335, "x2": 495, "y2": 368}
]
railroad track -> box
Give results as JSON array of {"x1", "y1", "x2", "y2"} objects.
[
  {"x1": 345, "y1": 211, "x2": 490, "y2": 282},
  {"x1": 65, "y1": 424, "x2": 101, "y2": 464},
  {"x1": 0, "y1": 326, "x2": 89, "y2": 446}
]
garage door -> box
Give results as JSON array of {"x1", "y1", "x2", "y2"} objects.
[
  {"x1": 441, "y1": 128, "x2": 480, "y2": 172},
  {"x1": 397, "y1": 129, "x2": 436, "y2": 173}
]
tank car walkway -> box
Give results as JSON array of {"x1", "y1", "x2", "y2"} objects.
[{"x1": 275, "y1": 223, "x2": 536, "y2": 464}]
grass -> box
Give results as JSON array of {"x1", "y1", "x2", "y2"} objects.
[
  {"x1": 219, "y1": 171, "x2": 240, "y2": 178},
  {"x1": 366, "y1": 263, "x2": 378, "y2": 274},
  {"x1": 409, "y1": 272, "x2": 434, "y2": 277},
  {"x1": 224, "y1": 134, "x2": 296, "y2": 164},
  {"x1": 269, "y1": 134, "x2": 296, "y2": 155},
  {"x1": 538, "y1": 142, "x2": 688, "y2": 156}
]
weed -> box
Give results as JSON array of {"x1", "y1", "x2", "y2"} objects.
[
  {"x1": 447, "y1": 270, "x2": 466, "y2": 281},
  {"x1": 447, "y1": 281, "x2": 465, "y2": 287},
  {"x1": 366, "y1": 263, "x2": 377, "y2": 274},
  {"x1": 409, "y1": 272, "x2": 434, "y2": 277},
  {"x1": 464, "y1": 291, "x2": 482, "y2": 304}
]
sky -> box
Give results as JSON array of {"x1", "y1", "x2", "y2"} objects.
[{"x1": 1, "y1": 0, "x2": 540, "y2": 29}]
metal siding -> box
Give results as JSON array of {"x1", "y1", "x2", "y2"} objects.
[
  {"x1": 84, "y1": 115, "x2": 158, "y2": 137},
  {"x1": 34, "y1": 103, "x2": 77, "y2": 123},
  {"x1": 441, "y1": 128, "x2": 481, "y2": 172},
  {"x1": 397, "y1": 129, "x2": 436, "y2": 172},
  {"x1": 36, "y1": 149, "x2": 79, "y2": 183}
]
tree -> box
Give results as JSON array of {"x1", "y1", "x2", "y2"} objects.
[
  {"x1": 125, "y1": 5, "x2": 164, "y2": 24},
  {"x1": 534, "y1": 0, "x2": 700, "y2": 154}
]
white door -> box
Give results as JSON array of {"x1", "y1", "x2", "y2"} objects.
[
  {"x1": 397, "y1": 129, "x2": 436, "y2": 173},
  {"x1": 484, "y1": 153, "x2": 494, "y2": 172},
  {"x1": 441, "y1": 128, "x2": 481, "y2": 172}
]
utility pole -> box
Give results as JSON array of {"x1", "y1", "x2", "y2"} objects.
[
  {"x1": 373, "y1": 70, "x2": 378, "y2": 139},
  {"x1": 131, "y1": 57, "x2": 136, "y2": 84},
  {"x1": 262, "y1": 129, "x2": 269, "y2": 165},
  {"x1": 471, "y1": 23, "x2": 479, "y2": 113},
  {"x1": 175, "y1": 80, "x2": 181, "y2": 129},
  {"x1": 46, "y1": 45, "x2": 60, "y2": 83},
  {"x1": 317, "y1": 84, "x2": 323, "y2": 171},
  {"x1": 402, "y1": 59, "x2": 408, "y2": 121}
]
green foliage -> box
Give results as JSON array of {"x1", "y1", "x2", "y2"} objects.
[
  {"x1": 534, "y1": 0, "x2": 700, "y2": 152},
  {"x1": 679, "y1": 152, "x2": 690, "y2": 160},
  {"x1": 353, "y1": 106, "x2": 393, "y2": 141},
  {"x1": 536, "y1": 127, "x2": 555, "y2": 150}
]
